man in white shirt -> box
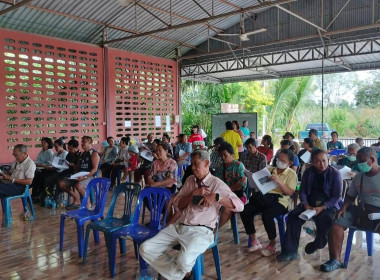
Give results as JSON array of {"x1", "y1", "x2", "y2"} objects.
[
  {"x1": 0, "y1": 144, "x2": 36, "y2": 198},
  {"x1": 139, "y1": 149, "x2": 244, "y2": 280}
]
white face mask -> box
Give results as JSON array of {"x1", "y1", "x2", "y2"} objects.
[{"x1": 277, "y1": 160, "x2": 288, "y2": 170}]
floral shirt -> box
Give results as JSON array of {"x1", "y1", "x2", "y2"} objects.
[
  {"x1": 150, "y1": 158, "x2": 178, "y2": 189},
  {"x1": 215, "y1": 160, "x2": 247, "y2": 198}
]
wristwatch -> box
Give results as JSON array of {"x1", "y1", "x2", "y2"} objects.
[
  {"x1": 215, "y1": 193, "x2": 222, "y2": 203},
  {"x1": 84, "y1": 176, "x2": 88, "y2": 179}
]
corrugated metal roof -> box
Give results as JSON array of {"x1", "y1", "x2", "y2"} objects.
[{"x1": 1, "y1": 0, "x2": 380, "y2": 81}]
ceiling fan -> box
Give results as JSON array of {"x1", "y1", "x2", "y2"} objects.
[{"x1": 218, "y1": 13, "x2": 267, "y2": 41}]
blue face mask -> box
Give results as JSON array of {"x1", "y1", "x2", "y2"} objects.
[
  {"x1": 357, "y1": 161, "x2": 372, "y2": 173},
  {"x1": 347, "y1": 155, "x2": 356, "y2": 162}
]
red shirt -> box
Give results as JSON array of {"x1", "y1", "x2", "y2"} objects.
[
  {"x1": 188, "y1": 133, "x2": 203, "y2": 143},
  {"x1": 257, "y1": 146, "x2": 273, "y2": 164},
  {"x1": 128, "y1": 154, "x2": 138, "y2": 171}
]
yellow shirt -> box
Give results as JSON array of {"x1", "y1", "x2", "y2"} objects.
[
  {"x1": 221, "y1": 130, "x2": 243, "y2": 159},
  {"x1": 315, "y1": 138, "x2": 327, "y2": 151},
  {"x1": 267, "y1": 166, "x2": 298, "y2": 208}
]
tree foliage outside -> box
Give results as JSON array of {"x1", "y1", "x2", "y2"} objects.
[{"x1": 181, "y1": 70, "x2": 380, "y2": 143}]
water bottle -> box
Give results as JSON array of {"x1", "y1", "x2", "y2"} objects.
[
  {"x1": 51, "y1": 201, "x2": 56, "y2": 209},
  {"x1": 45, "y1": 197, "x2": 52, "y2": 208},
  {"x1": 303, "y1": 226, "x2": 316, "y2": 237}
]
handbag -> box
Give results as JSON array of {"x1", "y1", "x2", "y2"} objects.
[{"x1": 355, "y1": 174, "x2": 380, "y2": 231}]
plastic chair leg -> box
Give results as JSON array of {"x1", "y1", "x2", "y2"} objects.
[
  {"x1": 107, "y1": 235, "x2": 118, "y2": 277},
  {"x1": 119, "y1": 238, "x2": 126, "y2": 254},
  {"x1": 77, "y1": 224, "x2": 85, "y2": 258},
  {"x1": 116, "y1": 169, "x2": 121, "y2": 186},
  {"x1": 83, "y1": 226, "x2": 91, "y2": 263},
  {"x1": 212, "y1": 246, "x2": 222, "y2": 280},
  {"x1": 248, "y1": 236, "x2": 252, "y2": 248},
  {"x1": 366, "y1": 231, "x2": 374, "y2": 256},
  {"x1": 133, "y1": 240, "x2": 138, "y2": 259},
  {"x1": 276, "y1": 215, "x2": 285, "y2": 251},
  {"x1": 344, "y1": 228, "x2": 356, "y2": 268},
  {"x1": 192, "y1": 255, "x2": 203, "y2": 280},
  {"x1": 59, "y1": 216, "x2": 65, "y2": 251},
  {"x1": 93, "y1": 227, "x2": 100, "y2": 244},
  {"x1": 138, "y1": 249, "x2": 149, "y2": 277},
  {"x1": 231, "y1": 214, "x2": 240, "y2": 244},
  {"x1": 3, "y1": 199, "x2": 12, "y2": 227}
]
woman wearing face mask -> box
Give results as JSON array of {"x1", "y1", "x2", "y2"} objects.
[
  {"x1": 240, "y1": 149, "x2": 297, "y2": 257},
  {"x1": 337, "y1": 143, "x2": 361, "y2": 177}
]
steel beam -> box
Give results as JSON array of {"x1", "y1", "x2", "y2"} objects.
[
  {"x1": 181, "y1": 37, "x2": 380, "y2": 77},
  {"x1": 0, "y1": 0, "x2": 31, "y2": 16},
  {"x1": 104, "y1": 0, "x2": 297, "y2": 44}
]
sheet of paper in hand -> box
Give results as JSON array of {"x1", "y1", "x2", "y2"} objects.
[
  {"x1": 251, "y1": 167, "x2": 278, "y2": 194},
  {"x1": 51, "y1": 157, "x2": 69, "y2": 170},
  {"x1": 140, "y1": 150, "x2": 154, "y2": 162}
]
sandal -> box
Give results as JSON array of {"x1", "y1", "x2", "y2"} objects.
[
  {"x1": 66, "y1": 203, "x2": 80, "y2": 210},
  {"x1": 261, "y1": 244, "x2": 276, "y2": 257},
  {"x1": 248, "y1": 240, "x2": 262, "y2": 252}
]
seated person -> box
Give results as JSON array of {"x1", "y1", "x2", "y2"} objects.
[
  {"x1": 272, "y1": 140, "x2": 300, "y2": 172},
  {"x1": 298, "y1": 138, "x2": 315, "y2": 164},
  {"x1": 31, "y1": 137, "x2": 55, "y2": 201},
  {"x1": 188, "y1": 125, "x2": 204, "y2": 143},
  {"x1": 309, "y1": 129, "x2": 327, "y2": 151},
  {"x1": 241, "y1": 149, "x2": 297, "y2": 256},
  {"x1": 337, "y1": 143, "x2": 360, "y2": 173},
  {"x1": 0, "y1": 144, "x2": 36, "y2": 198},
  {"x1": 162, "y1": 133, "x2": 174, "y2": 158},
  {"x1": 277, "y1": 149, "x2": 343, "y2": 261},
  {"x1": 147, "y1": 143, "x2": 178, "y2": 194},
  {"x1": 125, "y1": 145, "x2": 139, "y2": 181},
  {"x1": 209, "y1": 137, "x2": 224, "y2": 173},
  {"x1": 58, "y1": 136, "x2": 100, "y2": 209},
  {"x1": 175, "y1": 134, "x2": 192, "y2": 167},
  {"x1": 283, "y1": 132, "x2": 300, "y2": 154},
  {"x1": 320, "y1": 147, "x2": 380, "y2": 272},
  {"x1": 241, "y1": 138, "x2": 267, "y2": 174},
  {"x1": 257, "y1": 135, "x2": 274, "y2": 164},
  {"x1": 139, "y1": 149, "x2": 244, "y2": 280},
  {"x1": 215, "y1": 142, "x2": 247, "y2": 227},
  {"x1": 355, "y1": 137, "x2": 365, "y2": 149},
  {"x1": 134, "y1": 139, "x2": 160, "y2": 186},
  {"x1": 100, "y1": 136, "x2": 118, "y2": 179},
  {"x1": 110, "y1": 137, "x2": 129, "y2": 189},
  {"x1": 327, "y1": 131, "x2": 344, "y2": 152}
]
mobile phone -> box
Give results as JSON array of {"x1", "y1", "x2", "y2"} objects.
[{"x1": 192, "y1": 195, "x2": 204, "y2": 205}]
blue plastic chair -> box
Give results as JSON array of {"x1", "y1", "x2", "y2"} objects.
[
  {"x1": 59, "y1": 178, "x2": 111, "y2": 258},
  {"x1": 1, "y1": 185, "x2": 35, "y2": 227},
  {"x1": 247, "y1": 214, "x2": 287, "y2": 251},
  {"x1": 82, "y1": 182, "x2": 141, "y2": 266},
  {"x1": 330, "y1": 149, "x2": 346, "y2": 156},
  {"x1": 107, "y1": 187, "x2": 171, "y2": 277},
  {"x1": 344, "y1": 228, "x2": 374, "y2": 268}
]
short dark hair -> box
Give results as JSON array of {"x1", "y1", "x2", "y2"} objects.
[
  {"x1": 213, "y1": 137, "x2": 225, "y2": 146},
  {"x1": 82, "y1": 136, "x2": 93, "y2": 144},
  {"x1": 303, "y1": 137, "x2": 314, "y2": 148},
  {"x1": 225, "y1": 121, "x2": 234, "y2": 130},
  {"x1": 279, "y1": 148, "x2": 295, "y2": 162},
  {"x1": 120, "y1": 137, "x2": 130, "y2": 145},
  {"x1": 67, "y1": 139, "x2": 79, "y2": 148},
  {"x1": 357, "y1": 147, "x2": 377, "y2": 159},
  {"x1": 280, "y1": 139, "x2": 292, "y2": 147},
  {"x1": 54, "y1": 138, "x2": 66, "y2": 150},
  {"x1": 157, "y1": 143, "x2": 170, "y2": 152},
  {"x1": 331, "y1": 131, "x2": 338, "y2": 137},
  {"x1": 107, "y1": 136, "x2": 114, "y2": 141},
  {"x1": 153, "y1": 139, "x2": 162, "y2": 145},
  {"x1": 283, "y1": 132, "x2": 295, "y2": 139},
  {"x1": 218, "y1": 142, "x2": 234, "y2": 156},
  {"x1": 162, "y1": 133, "x2": 170, "y2": 141},
  {"x1": 311, "y1": 148, "x2": 327, "y2": 162},
  {"x1": 41, "y1": 137, "x2": 53, "y2": 149},
  {"x1": 14, "y1": 144, "x2": 27, "y2": 153},
  {"x1": 245, "y1": 138, "x2": 257, "y2": 147},
  {"x1": 178, "y1": 133, "x2": 186, "y2": 140},
  {"x1": 309, "y1": 129, "x2": 318, "y2": 136}
]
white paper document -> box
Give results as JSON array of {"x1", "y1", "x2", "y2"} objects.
[
  {"x1": 165, "y1": 115, "x2": 171, "y2": 132},
  {"x1": 155, "y1": 115, "x2": 161, "y2": 127},
  {"x1": 70, "y1": 171, "x2": 90, "y2": 180},
  {"x1": 300, "y1": 151, "x2": 311, "y2": 163},
  {"x1": 339, "y1": 165, "x2": 352, "y2": 180},
  {"x1": 368, "y1": 213, "x2": 380, "y2": 220},
  {"x1": 244, "y1": 170, "x2": 256, "y2": 190},
  {"x1": 178, "y1": 150, "x2": 186, "y2": 157},
  {"x1": 250, "y1": 167, "x2": 278, "y2": 194},
  {"x1": 140, "y1": 149, "x2": 154, "y2": 162},
  {"x1": 299, "y1": 209, "x2": 316, "y2": 220},
  {"x1": 51, "y1": 157, "x2": 69, "y2": 170}
]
